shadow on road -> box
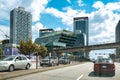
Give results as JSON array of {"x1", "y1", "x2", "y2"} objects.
[{"x1": 88, "y1": 71, "x2": 115, "y2": 77}]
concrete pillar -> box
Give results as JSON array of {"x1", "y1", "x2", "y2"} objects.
[{"x1": 84, "y1": 50, "x2": 90, "y2": 59}]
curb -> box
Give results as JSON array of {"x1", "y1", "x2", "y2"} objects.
[{"x1": 0, "y1": 62, "x2": 84, "y2": 80}]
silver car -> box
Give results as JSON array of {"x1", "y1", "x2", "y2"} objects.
[
  {"x1": 0, "y1": 55, "x2": 32, "y2": 72},
  {"x1": 59, "y1": 57, "x2": 70, "y2": 64},
  {"x1": 40, "y1": 56, "x2": 59, "y2": 66}
]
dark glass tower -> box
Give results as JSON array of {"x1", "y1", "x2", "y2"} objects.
[
  {"x1": 73, "y1": 17, "x2": 89, "y2": 47},
  {"x1": 116, "y1": 20, "x2": 120, "y2": 57}
]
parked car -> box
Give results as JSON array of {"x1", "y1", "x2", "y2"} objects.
[
  {"x1": 94, "y1": 58, "x2": 115, "y2": 76},
  {"x1": 59, "y1": 57, "x2": 70, "y2": 64},
  {"x1": 40, "y1": 56, "x2": 59, "y2": 66},
  {"x1": 0, "y1": 55, "x2": 32, "y2": 72}
]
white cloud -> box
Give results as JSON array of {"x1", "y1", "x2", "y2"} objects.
[
  {"x1": 67, "y1": 0, "x2": 71, "y2": 4},
  {"x1": 106, "y1": 2, "x2": 120, "y2": 11},
  {"x1": 0, "y1": 0, "x2": 21, "y2": 20},
  {"x1": 92, "y1": 1, "x2": 104, "y2": 9},
  {"x1": 0, "y1": 0, "x2": 49, "y2": 22},
  {"x1": 45, "y1": 1, "x2": 120, "y2": 45},
  {"x1": 55, "y1": 27, "x2": 62, "y2": 31},
  {"x1": 45, "y1": 7, "x2": 88, "y2": 28},
  {"x1": 0, "y1": 0, "x2": 120, "y2": 45},
  {"x1": 32, "y1": 22, "x2": 46, "y2": 41},
  {"x1": 28, "y1": 0, "x2": 49, "y2": 22},
  {"x1": 78, "y1": 0, "x2": 85, "y2": 6},
  {"x1": 89, "y1": 1, "x2": 120, "y2": 45},
  {"x1": 0, "y1": 0, "x2": 49, "y2": 41}
]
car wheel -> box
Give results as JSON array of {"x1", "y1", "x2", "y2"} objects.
[
  {"x1": 51, "y1": 62, "x2": 54, "y2": 66},
  {"x1": 94, "y1": 71, "x2": 96, "y2": 75},
  {"x1": 9, "y1": 65, "x2": 14, "y2": 72},
  {"x1": 112, "y1": 72, "x2": 115, "y2": 76},
  {"x1": 26, "y1": 64, "x2": 30, "y2": 69}
]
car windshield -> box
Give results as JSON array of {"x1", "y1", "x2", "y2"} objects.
[
  {"x1": 44, "y1": 56, "x2": 56, "y2": 59},
  {"x1": 96, "y1": 58, "x2": 113, "y2": 63},
  {"x1": 1, "y1": 56, "x2": 16, "y2": 61},
  {"x1": 60, "y1": 57, "x2": 69, "y2": 59}
]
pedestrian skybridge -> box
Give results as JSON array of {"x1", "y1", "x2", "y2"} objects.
[{"x1": 54, "y1": 42, "x2": 120, "y2": 53}]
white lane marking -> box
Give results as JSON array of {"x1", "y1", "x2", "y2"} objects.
[{"x1": 76, "y1": 74, "x2": 83, "y2": 80}]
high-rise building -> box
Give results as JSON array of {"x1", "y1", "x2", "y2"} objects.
[
  {"x1": 116, "y1": 20, "x2": 120, "y2": 57},
  {"x1": 10, "y1": 7, "x2": 32, "y2": 44},
  {"x1": 73, "y1": 17, "x2": 89, "y2": 46},
  {"x1": 73, "y1": 17, "x2": 89, "y2": 59}
]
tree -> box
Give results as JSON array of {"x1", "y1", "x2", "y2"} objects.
[
  {"x1": 0, "y1": 46, "x2": 3, "y2": 59},
  {"x1": 0, "y1": 46, "x2": 3, "y2": 54},
  {"x1": 17, "y1": 38, "x2": 37, "y2": 57},
  {"x1": 17, "y1": 38, "x2": 48, "y2": 69},
  {"x1": 34, "y1": 45, "x2": 47, "y2": 69},
  {"x1": 109, "y1": 54, "x2": 116, "y2": 59},
  {"x1": 17, "y1": 40, "x2": 26, "y2": 54}
]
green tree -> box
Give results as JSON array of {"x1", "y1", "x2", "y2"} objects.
[
  {"x1": 17, "y1": 38, "x2": 36, "y2": 57},
  {"x1": 34, "y1": 45, "x2": 47, "y2": 69},
  {"x1": 0, "y1": 46, "x2": 3, "y2": 59},
  {"x1": 17, "y1": 38, "x2": 48, "y2": 69},
  {"x1": 0, "y1": 47, "x2": 2, "y2": 54},
  {"x1": 17, "y1": 40, "x2": 26, "y2": 54},
  {"x1": 109, "y1": 54, "x2": 116, "y2": 60}
]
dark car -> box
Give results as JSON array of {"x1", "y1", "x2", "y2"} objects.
[{"x1": 94, "y1": 58, "x2": 115, "y2": 76}]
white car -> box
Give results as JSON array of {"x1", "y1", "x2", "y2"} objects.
[
  {"x1": 0, "y1": 55, "x2": 32, "y2": 72},
  {"x1": 40, "y1": 56, "x2": 59, "y2": 66}
]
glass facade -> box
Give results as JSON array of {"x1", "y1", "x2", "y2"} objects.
[
  {"x1": 35, "y1": 29, "x2": 77, "y2": 52},
  {"x1": 10, "y1": 7, "x2": 32, "y2": 44},
  {"x1": 73, "y1": 17, "x2": 89, "y2": 46},
  {"x1": 73, "y1": 17, "x2": 89, "y2": 59},
  {"x1": 116, "y1": 20, "x2": 120, "y2": 56}
]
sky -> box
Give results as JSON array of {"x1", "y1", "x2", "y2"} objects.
[{"x1": 0, "y1": 0, "x2": 120, "y2": 58}]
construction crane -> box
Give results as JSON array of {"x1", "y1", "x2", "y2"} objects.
[{"x1": 0, "y1": 28, "x2": 9, "y2": 39}]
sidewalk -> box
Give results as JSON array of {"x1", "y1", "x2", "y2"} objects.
[{"x1": 0, "y1": 61, "x2": 85, "y2": 80}]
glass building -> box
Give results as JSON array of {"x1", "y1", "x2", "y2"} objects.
[
  {"x1": 116, "y1": 20, "x2": 120, "y2": 57},
  {"x1": 10, "y1": 7, "x2": 32, "y2": 44},
  {"x1": 73, "y1": 17, "x2": 89, "y2": 46},
  {"x1": 35, "y1": 29, "x2": 77, "y2": 52},
  {"x1": 73, "y1": 17, "x2": 89, "y2": 59}
]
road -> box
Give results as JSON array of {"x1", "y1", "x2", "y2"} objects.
[{"x1": 6, "y1": 62, "x2": 120, "y2": 80}]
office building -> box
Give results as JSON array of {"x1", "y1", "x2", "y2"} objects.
[
  {"x1": 10, "y1": 7, "x2": 32, "y2": 44},
  {"x1": 73, "y1": 17, "x2": 89, "y2": 46},
  {"x1": 73, "y1": 17, "x2": 89, "y2": 59},
  {"x1": 116, "y1": 20, "x2": 120, "y2": 57},
  {"x1": 35, "y1": 29, "x2": 77, "y2": 52}
]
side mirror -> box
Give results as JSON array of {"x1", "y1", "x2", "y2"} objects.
[{"x1": 15, "y1": 59, "x2": 19, "y2": 61}]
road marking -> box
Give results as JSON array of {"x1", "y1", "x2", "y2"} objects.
[{"x1": 76, "y1": 74, "x2": 83, "y2": 80}]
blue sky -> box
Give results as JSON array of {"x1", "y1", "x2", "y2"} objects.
[{"x1": 0, "y1": 0, "x2": 120, "y2": 58}]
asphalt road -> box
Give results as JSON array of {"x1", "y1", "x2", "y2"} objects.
[{"x1": 6, "y1": 62, "x2": 120, "y2": 80}]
